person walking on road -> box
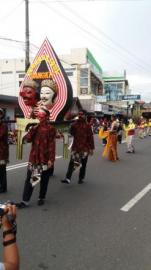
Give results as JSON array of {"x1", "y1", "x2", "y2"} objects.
[
  {"x1": 61, "y1": 110, "x2": 94, "y2": 184},
  {"x1": 99, "y1": 125, "x2": 119, "y2": 162},
  {"x1": 16, "y1": 107, "x2": 56, "y2": 208},
  {"x1": 123, "y1": 118, "x2": 135, "y2": 153}
]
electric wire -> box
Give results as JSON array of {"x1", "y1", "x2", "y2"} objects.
[
  {"x1": 31, "y1": 0, "x2": 143, "y2": 2},
  {"x1": 39, "y1": 0, "x2": 150, "y2": 73},
  {"x1": 59, "y1": 1, "x2": 151, "y2": 70},
  {"x1": 0, "y1": 0, "x2": 24, "y2": 23}
]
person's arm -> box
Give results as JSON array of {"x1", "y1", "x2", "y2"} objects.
[
  {"x1": 23, "y1": 125, "x2": 38, "y2": 143},
  {"x1": 87, "y1": 125, "x2": 95, "y2": 154},
  {"x1": 1, "y1": 204, "x2": 19, "y2": 270}
]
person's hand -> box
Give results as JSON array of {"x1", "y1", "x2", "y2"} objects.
[
  {"x1": 47, "y1": 160, "x2": 53, "y2": 169},
  {"x1": 1, "y1": 204, "x2": 16, "y2": 231}
]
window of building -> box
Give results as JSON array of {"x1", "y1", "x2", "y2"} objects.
[
  {"x1": 18, "y1": 73, "x2": 25, "y2": 78},
  {"x1": 80, "y1": 78, "x2": 88, "y2": 86},
  {"x1": 80, "y1": 68, "x2": 88, "y2": 88},
  {"x1": 104, "y1": 82, "x2": 124, "y2": 101},
  {"x1": 66, "y1": 72, "x2": 73, "y2": 76}
]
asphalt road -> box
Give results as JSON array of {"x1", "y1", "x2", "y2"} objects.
[{"x1": 0, "y1": 135, "x2": 151, "y2": 270}]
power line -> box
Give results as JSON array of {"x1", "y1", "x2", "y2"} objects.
[
  {"x1": 39, "y1": 0, "x2": 151, "y2": 74},
  {"x1": 31, "y1": 0, "x2": 143, "y2": 2},
  {"x1": 0, "y1": 0, "x2": 24, "y2": 23},
  {"x1": 0, "y1": 36, "x2": 39, "y2": 55},
  {"x1": 0, "y1": 37, "x2": 25, "y2": 45},
  {"x1": 59, "y1": 1, "x2": 151, "y2": 71}
]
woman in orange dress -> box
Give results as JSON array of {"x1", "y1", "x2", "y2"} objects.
[{"x1": 99, "y1": 125, "x2": 119, "y2": 162}]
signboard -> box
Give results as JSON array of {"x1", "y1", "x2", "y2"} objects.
[{"x1": 121, "y1": 95, "x2": 141, "y2": 101}]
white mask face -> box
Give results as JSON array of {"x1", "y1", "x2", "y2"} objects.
[{"x1": 40, "y1": 86, "x2": 54, "y2": 106}]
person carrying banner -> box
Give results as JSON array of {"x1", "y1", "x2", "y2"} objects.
[
  {"x1": 0, "y1": 109, "x2": 9, "y2": 193},
  {"x1": 16, "y1": 107, "x2": 56, "y2": 208},
  {"x1": 61, "y1": 110, "x2": 94, "y2": 184}
]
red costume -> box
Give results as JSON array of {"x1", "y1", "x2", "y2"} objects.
[
  {"x1": 24, "y1": 123, "x2": 56, "y2": 165},
  {"x1": 71, "y1": 119, "x2": 94, "y2": 153},
  {"x1": 61, "y1": 110, "x2": 95, "y2": 184},
  {"x1": 0, "y1": 122, "x2": 9, "y2": 162},
  {"x1": 17, "y1": 108, "x2": 56, "y2": 207}
]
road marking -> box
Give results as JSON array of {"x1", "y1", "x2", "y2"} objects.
[
  {"x1": 121, "y1": 183, "x2": 151, "y2": 212},
  {"x1": 7, "y1": 156, "x2": 63, "y2": 171},
  {"x1": 7, "y1": 162, "x2": 28, "y2": 171},
  {"x1": 56, "y1": 155, "x2": 62, "y2": 159}
]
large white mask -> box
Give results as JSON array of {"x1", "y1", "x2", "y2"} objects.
[{"x1": 40, "y1": 86, "x2": 55, "y2": 106}]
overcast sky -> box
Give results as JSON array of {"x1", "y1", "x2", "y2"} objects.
[{"x1": 0, "y1": 0, "x2": 151, "y2": 101}]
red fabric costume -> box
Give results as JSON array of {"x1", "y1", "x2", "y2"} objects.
[
  {"x1": 24, "y1": 122, "x2": 56, "y2": 165},
  {"x1": 70, "y1": 119, "x2": 94, "y2": 153},
  {"x1": 0, "y1": 122, "x2": 9, "y2": 162}
]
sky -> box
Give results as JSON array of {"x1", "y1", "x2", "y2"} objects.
[{"x1": 0, "y1": 0, "x2": 151, "y2": 101}]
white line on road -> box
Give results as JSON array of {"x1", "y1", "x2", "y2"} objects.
[
  {"x1": 121, "y1": 183, "x2": 151, "y2": 212},
  {"x1": 7, "y1": 156, "x2": 63, "y2": 171}
]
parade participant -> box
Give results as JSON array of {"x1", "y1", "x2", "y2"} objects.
[
  {"x1": 117, "y1": 119, "x2": 123, "y2": 144},
  {"x1": 123, "y1": 118, "x2": 135, "y2": 153},
  {"x1": 0, "y1": 204, "x2": 19, "y2": 270},
  {"x1": 144, "y1": 119, "x2": 148, "y2": 137},
  {"x1": 40, "y1": 79, "x2": 58, "y2": 109},
  {"x1": 61, "y1": 109, "x2": 94, "y2": 184},
  {"x1": 110, "y1": 115, "x2": 117, "y2": 131},
  {"x1": 19, "y1": 79, "x2": 39, "y2": 118},
  {"x1": 16, "y1": 107, "x2": 56, "y2": 208},
  {"x1": 148, "y1": 118, "x2": 151, "y2": 136},
  {"x1": 138, "y1": 116, "x2": 145, "y2": 139},
  {"x1": 0, "y1": 109, "x2": 9, "y2": 193},
  {"x1": 99, "y1": 125, "x2": 119, "y2": 162},
  {"x1": 101, "y1": 119, "x2": 108, "y2": 146}
]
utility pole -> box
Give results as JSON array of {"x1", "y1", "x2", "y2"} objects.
[
  {"x1": 127, "y1": 101, "x2": 129, "y2": 117},
  {"x1": 25, "y1": 0, "x2": 30, "y2": 72}
]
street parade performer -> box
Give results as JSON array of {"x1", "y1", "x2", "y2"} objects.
[
  {"x1": 123, "y1": 118, "x2": 135, "y2": 153},
  {"x1": 0, "y1": 108, "x2": 9, "y2": 193},
  {"x1": 61, "y1": 109, "x2": 94, "y2": 184},
  {"x1": 16, "y1": 107, "x2": 56, "y2": 208},
  {"x1": 99, "y1": 122, "x2": 119, "y2": 162}
]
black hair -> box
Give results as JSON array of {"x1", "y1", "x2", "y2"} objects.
[{"x1": 79, "y1": 109, "x2": 87, "y2": 115}]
